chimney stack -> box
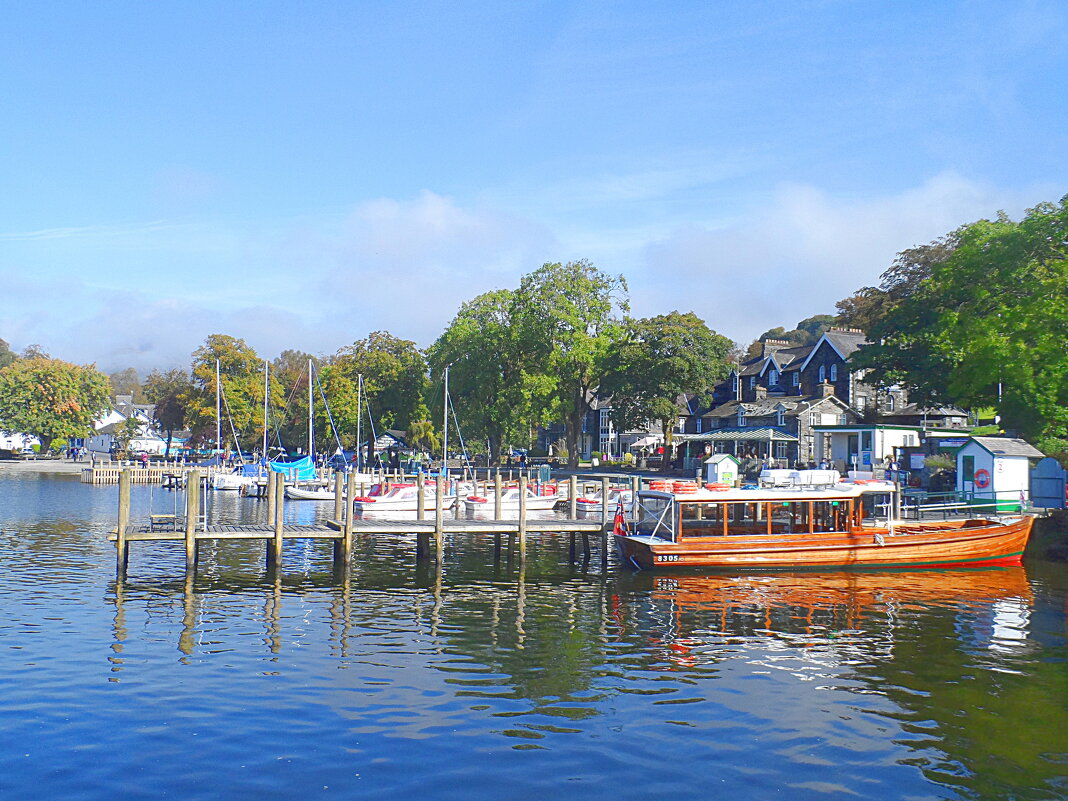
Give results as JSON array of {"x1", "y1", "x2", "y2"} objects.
[
  {"x1": 761, "y1": 339, "x2": 791, "y2": 359},
  {"x1": 820, "y1": 382, "x2": 835, "y2": 398},
  {"x1": 754, "y1": 385, "x2": 768, "y2": 400}
]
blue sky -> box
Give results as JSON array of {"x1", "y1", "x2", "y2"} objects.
[{"x1": 2, "y1": 1, "x2": 1066, "y2": 372}]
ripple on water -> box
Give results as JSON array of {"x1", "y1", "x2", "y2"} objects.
[{"x1": 0, "y1": 473, "x2": 1066, "y2": 800}]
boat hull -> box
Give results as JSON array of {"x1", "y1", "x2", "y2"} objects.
[{"x1": 616, "y1": 516, "x2": 1034, "y2": 571}]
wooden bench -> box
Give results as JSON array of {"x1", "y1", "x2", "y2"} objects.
[{"x1": 150, "y1": 514, "x2": 179, "y2": 531}]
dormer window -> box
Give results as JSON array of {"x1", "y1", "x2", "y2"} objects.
[
  {"x1": 830, "y1": 364, "x2": 838, "y2": 382},
  {"x1": 776, "y1": 407, "x2": 786, "y2": 427},
  {"x1": 818, "y1": 365, "x2": 826, "y2": 382},
  {"x1": 792, "y1": 372, "x2": 800, "y2": 387},
  {"x1": 737, "y1": 408, "x2": 746, "y2": 427},
  {"x1": 769, "y1": 369, "x2": 778, "y2": 385},
  {"x1": 733, "y1": 373, "x2": 740, "y2": 397},
  {"x1": 749, "y1": 376, "x2": 756, "y2": 391}
]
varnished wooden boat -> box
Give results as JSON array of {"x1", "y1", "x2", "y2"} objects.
[{"x1": 614, "y1": 484, "x2": 1034, "y2": 571}]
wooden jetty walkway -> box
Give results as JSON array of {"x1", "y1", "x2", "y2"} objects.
[{"x1": 109, "y1": 469, "x2": 615, "y2": 577}]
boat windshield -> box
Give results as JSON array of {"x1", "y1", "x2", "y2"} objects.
[{"x1": 678, "y1": 497, "x2": 856, "y2": 537}]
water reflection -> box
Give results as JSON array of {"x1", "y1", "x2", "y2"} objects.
[{"x1": 5, "y1": 472, "x2": 1067, "y2": 800}]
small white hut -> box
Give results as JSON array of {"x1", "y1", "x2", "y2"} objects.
[
  {"x1": 956, "y1": 436, "x2": 1044, "y2": 510},
  {"x1": 705, "y1": 453, "x2": 740, "y2": 486}
]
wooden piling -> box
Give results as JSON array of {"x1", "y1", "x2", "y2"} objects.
[
  {"x1": 333, "y1": 471, "x2": 343, "y2": 522},
  {"x1": 569, "y1": 475, "x2": 577, "y2": 518},
  {"x1": 518, "y1": 475, "x2": 528, "y2": 563},
  {"x1": 184, "y1": 470, "x2": 200, "y2": 570},
  {"x1": 116, "y1": 468, "x2": 131, "y2": 572},
  {"x1": 601, "y1": 476, "x2": 611, "y2": 528},
  {"x1": 271, "y1": 471, "x2": 284, "y2": 567},
  {"x1": 494, "y1": 471, "x2": 502, "y2": 519},
  {"x1": 266, "y1": 469, "x2": 277, "y2": 521},
  {"x1": 416, "y1": 472, "x2": 425, "y2": 520},
  {"x1": 434, "y1": 474, "x2": 444, "y2": 560}
]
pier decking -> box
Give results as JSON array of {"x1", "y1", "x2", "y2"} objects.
[{"x1": 110, "y1": 468, "x2": 619, "y2": 578}]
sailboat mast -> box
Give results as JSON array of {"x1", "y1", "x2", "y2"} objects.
[
  {"x1": 262, "y1": 359, "x2": 269, "y2": 460},
  {"x1": 215, "y1": 358, "x2": 222, "y2": 460},
  {"x1": 307, "y1": 358, "x2": 314, "y2": 461},
  {"x1": 442, "y1": 365, "x2": 449, "y2": 480},
  {"x1": 356, "y1": 374, "x2": 363, "y2": 471}
]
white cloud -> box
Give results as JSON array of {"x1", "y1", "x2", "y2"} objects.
[
  {"x1": 320, "y1": 190, "x2": 558, "y2": 342},
  {"x1": 632, "y1": 172, "x2": 1051, "y2": 342}
]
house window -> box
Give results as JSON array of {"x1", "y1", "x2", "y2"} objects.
[
  {"x1": 838, "y1": 414, "x2": 849, "y2": 424},
  {"x1": 749, "y1": 376, "x2": 756, "y2": 390},
  {"x1": 776, "y1": 409, "x2": 785, "y2": 427},
  {"x1": 830, "y1": 364, "x2": 838, "y2": 382},
  {"x1": 769, "y1": 369, "x2": 778, "y2": 385},
  {"x1": 696, "y1": 418, "x2": 702, "y2": 434},
  {"x1": 737, "y1": 409, "x2": 746, "y2": 427},
  {"x1": 792, "y1": 372, "x2": 800, "y2": 387},
  {"x1": 818, "y1": 365, "x2": 826, "y2": 382},
  {"x1": 775, "y1": 441, "x2": 788, "y2": 459},
  {"x1": 677, "y1": 417, "x2": 686, "y2": 432},
  {"x1": 856, "y1": 395, "x2": 867, "y2": 411},
  {"x1": 887, "y1": 395, "x2": 895, "y2": 412},
  {"x1": 733, "y1": 374, "x2": 740, "y2": 397},
  {"x1": 809, "y1": 412, "x2": 819, "y2": 426}
]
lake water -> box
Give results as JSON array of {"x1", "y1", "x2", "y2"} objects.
[{"x1": 1, "y1": 471, "x2": 1066, "y2": 800}]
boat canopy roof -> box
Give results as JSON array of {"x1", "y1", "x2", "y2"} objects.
[{"x1": 639, "y1": 482, "x2": 895, "y2": 503}]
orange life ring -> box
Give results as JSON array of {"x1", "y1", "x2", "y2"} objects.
[{"x1": 974, "y1": 468, "x2": 991, "y2": 489}]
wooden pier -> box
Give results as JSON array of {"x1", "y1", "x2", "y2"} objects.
[{"x1": 109, "y1": 470, "x2": 616, "y2": 577}]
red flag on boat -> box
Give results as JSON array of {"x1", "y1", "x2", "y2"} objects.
[{"x1": 613, "y1": 498, "x2": 630, "y2": 537}]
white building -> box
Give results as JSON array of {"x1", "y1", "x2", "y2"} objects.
[{"x1": 956, "y1": 436, "x2": 1044, "y2": 510}]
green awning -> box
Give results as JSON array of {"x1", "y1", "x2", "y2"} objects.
[{"x1": 674, "y1": 427, "x2": 797, "y2": 443}]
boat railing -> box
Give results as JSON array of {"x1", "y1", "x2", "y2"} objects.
[{"x1": 902, "y1": 489, "x2": 1030, "y2": 520}]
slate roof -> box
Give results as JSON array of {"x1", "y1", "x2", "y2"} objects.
[
  {"x1": 968, "y1": 436, "x2": 1045, "y2": 459},
  {"x1": 703, "y1": 395, "x2": 848, "y2": 419},
  {"x1": 823, "y1": 329, "x2": 867, "y2": 359}
]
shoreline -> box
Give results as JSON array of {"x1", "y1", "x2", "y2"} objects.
[{"x1": 0, "y1": 459, "x2": 86, "y2": 474}]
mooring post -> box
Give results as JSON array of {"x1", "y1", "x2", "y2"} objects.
[
  {"x1": 266, "y1": 469, "x2": 276, "y2": 522},
  {"x1": 494, "y1": 471, "x2": 502, "y2": 519},
  {"x1": 416, "y1": 472, "x2": 425, "y2": 520},
  {"x1": 601, "y1": 476, "x2": 611, "y2": 528},
  {"x1": 116, "y1": 468, "x2": 131, "y2": 573},
  {"x1": 569, "y1": 475, "x2": 578, "y2": 519},
  {"x1": 339, "y1": 469, "x2": 355, "y2": 565},
  {"x1": 184, "y1": 469, "x2": 200, "y2": 571},
  {"x1": 518, "y1": 474, "x2": 528, "y2": 563},
  {"x1": 434, "y1": 474, "x2": 444, "y2": 561},
  {"x1": 333, "y1": 471, "x2": 343, "y2": 523},
  {"x1": 271, "y1": 471, "x2": 284, "y2": 568}
]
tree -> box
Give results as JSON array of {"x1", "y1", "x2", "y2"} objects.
[
  {"x1": 144, "y1": 368, "x2": 194, "y2": 457},
  {"x1": 427, "y1": 289, "x2": 530, "y2": 464},
  {"x1": 512, "y1": 260, "x2": 629, "y2": 468},
  {"x1": 0, "y1": 357, "x2": 111, "y2": 453},
  {"x1": 602, "y1": 312, "x2": 732, "y2": 470},
  {"x1": 743, "y1": 314, "x2": 835, "y2": 360},
  {"x1": 186, "y1": 334, "x2": 266, "y2": 453},
  {"x1": 853, "y1": 197, "x2": 1068, "y2": 448},
  {"x1": 834, "y1": 286, "x2": 893, "y2": 333},
  {"x1": 108, "y1": 367, "x2": 145, "y2": 402},
  {"x1": 0, "y1": 339, "x2": 15, "y2": 370},
  {"x1": 331, "y1": 331, "x2": 429, "y2": 457}
]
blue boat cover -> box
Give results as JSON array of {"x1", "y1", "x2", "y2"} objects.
[{"x1": 269, "y1": 455, "x2": 316, "y2": 481}]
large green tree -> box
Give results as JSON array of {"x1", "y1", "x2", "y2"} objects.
[
  {"x1": 854, "y1": 198, "x2": 1068, "y2": 448},
  {"x1": 0, "y1": 357, "x2": 111, "y2": 453},
  {"x1": 427, "y1": 288, "x2": 532, "y2": 464},
  {"x1": 331, "y1": 331, "x2": 429, "y2": 456},
  {"x1": 144, "y1": 368, "x2": 194, "y2": 457},
  {"x1": 0, "y1": 339, "x2": 16, "y2": 370},
  {"x1": 602, "y1": 312, "x2": 732, "y2": 469},
  {"x1": 512, "y1": 260, "x2": 629, "y2": 468},
  {"x1": 186, "y1": 334, "x2": 268, "y2": 452}
]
